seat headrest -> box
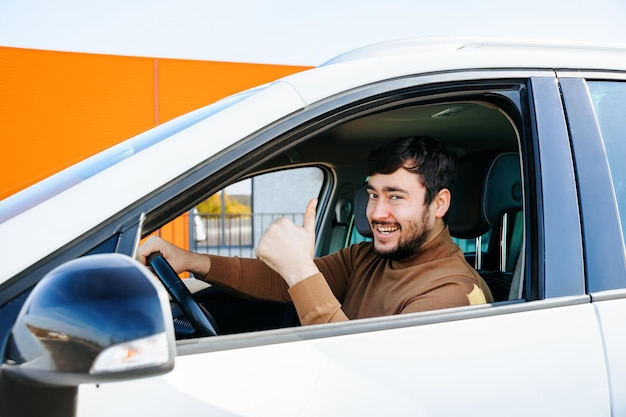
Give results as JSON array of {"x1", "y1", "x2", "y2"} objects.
[
  {"x1": 448, "y1": 151, "x2": 522, "y2": 239},
  {"x1": 352, "y1": 151, "x2": 522, "y2": 240},
  {"x1": 354, "y1": 184, "x2": 373, "y2": 237}
]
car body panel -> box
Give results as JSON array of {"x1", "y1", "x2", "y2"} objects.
[
  {"x1": 76, "y1": 301, "x2": 609, "y2": 416},
  {"x1": 592, "y1": 292, "x2": 626, "y2": 416}
]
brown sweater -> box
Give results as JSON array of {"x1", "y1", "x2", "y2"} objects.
[{"x1": 203, "y1": 227, "x2": 493, "y2": 326}]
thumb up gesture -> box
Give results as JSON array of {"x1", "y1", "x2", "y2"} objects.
[{"x1": 255, "y1": 198, "x2": 320, "y2": 287}]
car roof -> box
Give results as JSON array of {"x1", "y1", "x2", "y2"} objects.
[
  {"x1": 322, "y1": 37, "x2": 626, "y2": 66},
  {"x1": 280, "y1": 37, "x2": 626, "y2": 106}
]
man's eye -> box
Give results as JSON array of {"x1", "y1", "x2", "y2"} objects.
[
  {"x1": 367, "y1": 192, "x2": 377, "y2": 199},
  {"x1": 390, "y1": 195, "x2": 401, "y2": 200}
]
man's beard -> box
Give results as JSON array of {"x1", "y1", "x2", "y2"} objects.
[{"x1": 373, "y1": 212, "x2": 431, "y2": 261}]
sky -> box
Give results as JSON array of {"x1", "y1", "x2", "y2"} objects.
[{"x1": 1, "y1": 0, "x2": 626, "y2": 66}]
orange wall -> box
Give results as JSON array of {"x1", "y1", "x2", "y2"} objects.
[
  {"x1": 0, "y1": 46, "x2": 310, "y2": 200},
  {"x1": 1, "y1": 46, "x2": 309, "y2": 252}
]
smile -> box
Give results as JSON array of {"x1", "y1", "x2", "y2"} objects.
[{"x1": 375, "y1": 224, "x2": 400, "y2": 235}]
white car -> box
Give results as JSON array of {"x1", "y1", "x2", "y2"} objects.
[{"x1": 2, "y1": 38, "x2": 626, "y2": 416}]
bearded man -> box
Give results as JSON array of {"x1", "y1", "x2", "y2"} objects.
[{"x1": 138, "y1": 136, "x2": 493, "y2": 326}]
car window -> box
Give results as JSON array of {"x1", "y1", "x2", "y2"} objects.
[
  {"x1": 452, "y1": 230, "x2": 492, "y2": 265},
  {"x1": 188, "y1": 167, "x2": 324, "y2": 258},
  {"x1": 588, "y1": 80, "x2": 626, "y2": 247}
]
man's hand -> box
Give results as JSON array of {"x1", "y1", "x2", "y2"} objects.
[
  {"x1": 136, "y1": 236, "x2": 211, "y2": 277},
  {"x1": 255, "y1": 198, "x2": 320, "y2": 287}
]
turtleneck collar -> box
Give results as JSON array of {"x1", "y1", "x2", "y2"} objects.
[{"x1": 390, "y1": 226, "x2": 457, "y2": 269}]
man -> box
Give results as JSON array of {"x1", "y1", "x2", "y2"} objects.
[{"x1": 138, "y1": 136, "x2": 493, "y2": 326}]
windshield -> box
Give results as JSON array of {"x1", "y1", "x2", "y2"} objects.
[{"x1": 0, "y1": 88, "x2": 261, "y2": 223}]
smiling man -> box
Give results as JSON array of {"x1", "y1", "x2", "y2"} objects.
[{"x1": 139, "y1": 136, "x2": 493, "y2": 326}]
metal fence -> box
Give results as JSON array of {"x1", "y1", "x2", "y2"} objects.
[{"x1": 191, "y1": 212, "x2": 304, "y2": 257}]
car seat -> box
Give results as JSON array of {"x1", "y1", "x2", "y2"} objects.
[{"x1": 447, "y1": 151, "x2": 523, "y2": 301}]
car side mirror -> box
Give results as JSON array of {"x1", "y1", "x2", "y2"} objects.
[{"x1": 1, "y1": 253, "x2": 175, "y2": 387}]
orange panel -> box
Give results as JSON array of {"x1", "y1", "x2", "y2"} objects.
[
  {"x1": 157, "y1": 58, "x2": 309, "y2": 123},
  {"x1": 0, "y1": 47, "x2": 310, "y2": 200},
  {"x1": 1, "y1": 47, "x2": 310, "y2": 251},
  {"x1": 0, "y1": 47, "x2": 156, "y2": 199}
]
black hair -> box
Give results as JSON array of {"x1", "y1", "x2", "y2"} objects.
[{"x1": 366, "y1": 135, "x2": 456, "y2": 205}]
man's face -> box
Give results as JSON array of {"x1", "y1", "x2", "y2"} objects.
[{"x1": 365, "y1": 168, "x2": 438, "y2": 260}]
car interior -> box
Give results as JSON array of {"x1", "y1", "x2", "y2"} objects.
[{"x1": 151, "y1": 91, "x2": 525, "y2": 339}]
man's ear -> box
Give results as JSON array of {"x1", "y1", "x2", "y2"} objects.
[{"x1": 434, "y1": 188, "x2": 451, "y2": 219}]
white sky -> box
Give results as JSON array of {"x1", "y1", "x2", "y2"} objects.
[{"x1": 1, "y1": 0, "x2": 626, "y2": 66}]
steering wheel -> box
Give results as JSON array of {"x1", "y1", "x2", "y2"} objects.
[{"x1": 147, "y1": 252, "x2": 218, "y2": 337}]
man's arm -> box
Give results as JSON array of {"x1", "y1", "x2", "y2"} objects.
[
  {"x1": 138, "y1": 198, "x2": 353, "y2": 325},
  {"x1": 256, "y1": 198, "x2": 354, "y2": 324},
  {"x1": 137, "y1": 237, "x2": 295, "y2": 302},
  {"x1": 287, "y1": 272, "x2": 349, "y2": 324},
  {"x1": 203, "y1": 254, "x2": 351, "y2": 324},
  {"x1": 137, "y1": 235, "x2": 211, "y2": 277}
]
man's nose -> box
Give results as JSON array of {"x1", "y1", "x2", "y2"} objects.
[{"x1": 369, "y1": 199, "x2": 390, "y2": 221}]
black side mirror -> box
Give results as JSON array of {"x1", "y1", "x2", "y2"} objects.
[{"x1": 1, "y1": 253, "x2": 175, "y2": 387}]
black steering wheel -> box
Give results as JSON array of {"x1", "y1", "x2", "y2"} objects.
[{"x1": 147, "y1": 252, "x2": 218, "y2": 337}]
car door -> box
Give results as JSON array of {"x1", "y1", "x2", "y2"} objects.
[{"x1": 74, "y1": 71, "x2": 612, "y2": 416}]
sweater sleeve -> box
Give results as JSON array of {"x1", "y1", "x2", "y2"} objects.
[
  {"x1": 201, "y1": 255, "x2": 292, "y2": 302},
  {"x1": 201, "y1": 248, "x2": 356, "y2": 326},
  {"x1": 288, "y1": 273, "x2": 348, "y2": 325},
  {"x1": 285, "y1": 247, "x2": 359, "y2": 325}
]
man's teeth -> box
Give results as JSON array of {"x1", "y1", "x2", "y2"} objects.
[{"x1": 377, "y1": 225, "x2": 399, "y2": 234}]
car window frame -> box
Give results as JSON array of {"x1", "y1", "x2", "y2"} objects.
[
  {"x1": 529, "y1": 77, "x2": 586, "y2": 299},
  {"x1": 559, "y1": 72, "x2": 626, "y2": 293}
]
